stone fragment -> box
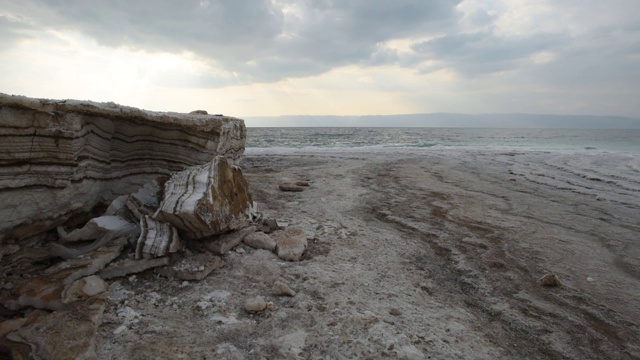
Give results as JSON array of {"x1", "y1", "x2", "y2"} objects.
[
  {"x1": 155, "y1": 156, "x2": 253, "y2": 239},
  {"x1": 155, "y1": 253, "x2": 225, "y2": 281},
  {"x1": 1, "y1": 239, "x2": 125, "y2": 311},
  {"x1": 261, "y1": 218, "x2": 280, "y2": 233},
  {"x1": 0, "y1": 93, "x2": 247, "y2": 241},
  {"x1": 190, "y1": 110, "x2": 208, "y2": 115},
  {"x1": 278, "y1": 183, "x2": 305, "y2": 192},
  {"x1": 244, "y1": 232, "x2": 277, "y2": 251},
  {"x1": 126, "y1": 179, "x2": 163, "y2": 220},
  {"x1": 44, "y1": 237, "x2": 127, "y2": 284},
  {"x1": 539, "y1": 273, "x2": 562, "y2": 287},
  {"x1": 56, "y1": 215, "x2": 136, "y2": 243},
  {"x1": 136, "y1": 215, "x2": 183, "y2": 259},
  {"x1": 0, "y1": 277, "x2": 67, "y2": 311},
  {"x1": 244, "y1": 296, "x2": 267, "y2": 313},
  {"x1": 272, "y1": 281, "x2": 296, "y2": 297},
  {"x1": 389, "y1": 308, "x2": 402, "y2": 316},
  {"x1": 62, "y1": 275, "x2": 108, "y2": 304},
  {"x1": 3, "y1": 300, "x2": 105, "y2": 360},
  {"x1": 205, "y1": 226, "x2": 256, "y2": 255},
  {"x1": 104, "y1": 195, "x2": 129, "y2": 216},
  {"x1": 99, "y1": 257, "x2": 170, "y2": 280},
  {"x1": 273, "y1": 226, "x2": 308, "y2": 261}
]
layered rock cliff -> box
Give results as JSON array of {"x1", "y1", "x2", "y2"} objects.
[{"x1": 0, "y1": 94, "x2": 247, "y2": 240}]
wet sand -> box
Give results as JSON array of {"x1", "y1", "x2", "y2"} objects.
[{"x1": 97, "y1": 148, "x2": 640, "y2": 359}]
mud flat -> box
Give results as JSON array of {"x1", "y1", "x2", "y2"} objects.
[{"x1": 91, "y1": 147, "x2": 639, "y2": 359}]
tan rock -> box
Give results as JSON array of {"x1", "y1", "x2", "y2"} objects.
[
  {"x1": 272, "y1": 281, "x2": 296, "y2": 297},
  {"x1": 539, "y1": 273, "x2": 562, "y2": 287},
  {"x1": 244, "y1": 296, "x2": 267, "y2": 313},
  {"x1": 273, "y1": 226, "x2": 308, "y2": 261},
  {"x1": 244, "y1": 232, "x2": 276, "y2": 251},
  {"x1": 205, "y1": 226, "x2": 256, "y2": 255},
  {"x1": 279, "y1": 183, "x2": 305, "y2": 192},
  {"x1": 62, "y1": 275, "x2": 108, "y2": 304},
  {"x1": 4, "y1": 300, "x2": 105, "y2": 360}
]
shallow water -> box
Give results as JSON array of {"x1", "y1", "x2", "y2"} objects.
[{"x1": 247, "y1": 127, "x2": 640, "y2": 154}]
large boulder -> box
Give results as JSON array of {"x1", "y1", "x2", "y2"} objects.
[
  {"x1": 0, "y1": 93, "x2": 246, "y2": 241},
  {"x1": 155, "y1": 156, "x2": 253, "y2": 239}
]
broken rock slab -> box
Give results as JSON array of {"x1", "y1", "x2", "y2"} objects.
[
  {"x1": 2, "y1": 299, "x2": 105, "y2": 360},
  {"x1": 155, "y1": 156, "x2": 253, "y2": 239},
  {"x1": 99, "y1": 257, "x2": 170, "y2": 280},
  {"x1": 136, "y1": 215, "x2": 183, "y2": 259},
  {"x1": 1, "y1": 238, "x2": 126, "y2": 311},
  {"x1": 273, "y1": 226, "x2": 308, "y2": 261},
  {"x1": 155, "y1": 253, "x2": 225, "y2": 281},
  {"x1": 0, "y1": 93, "x2": 247, "y2": 241},
  {"x1": 204, "y1": 226, "x2": 256, "y2": 255}
]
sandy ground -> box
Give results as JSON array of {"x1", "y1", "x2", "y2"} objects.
[{"x1": 95, "y1": 148, "x2": 640, "y2": 359}]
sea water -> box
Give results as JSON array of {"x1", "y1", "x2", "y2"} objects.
[{"x1": 246, "y1": 127, "x2": 640, "y2": 154}]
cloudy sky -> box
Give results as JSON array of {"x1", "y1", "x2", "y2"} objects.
[{"x1": 1, "y1": 0, "x2": 639, "y2": 121}]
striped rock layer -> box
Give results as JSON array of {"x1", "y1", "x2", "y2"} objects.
[
  {"x1": 0, "y1": 94, "x2": 246, "y2": 241},
  {"x1": 156, "y1": 156, "x2": 253, "y2": 239}
]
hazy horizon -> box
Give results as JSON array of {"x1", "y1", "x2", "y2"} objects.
[{"x1": 244, "y1": 113, "x2": 640, "y2": 129}]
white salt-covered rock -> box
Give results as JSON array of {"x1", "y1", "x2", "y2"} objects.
[
  {"x1": 273, "y1": 226, "x2": 308, "y2": 261},
  {"x1": 155, "y1": 156, "x2": 253, "y2": 239},
  {"x1": 244, "y1": 231, "x2": 277, "y2": 251},
  {"x1": 0, "y1": 93, "x2": 246, "y2": 241}
]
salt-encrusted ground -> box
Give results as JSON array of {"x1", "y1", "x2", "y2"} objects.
[{"x1": 96, "y1": 148, "x2": 640, "y2": 359}]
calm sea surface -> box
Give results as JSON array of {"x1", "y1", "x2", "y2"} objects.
[{"x1": 246, "y1": 128, "x2": 640, "y2": 154}]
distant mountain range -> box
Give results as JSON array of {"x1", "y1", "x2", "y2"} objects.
[{"x1": 244, "y1": 113, "x2": 640, "y2": 129}]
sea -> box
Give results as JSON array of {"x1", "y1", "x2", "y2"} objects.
[{"x1": 246, "y1": 127, "x2": 640, "y2": 154}]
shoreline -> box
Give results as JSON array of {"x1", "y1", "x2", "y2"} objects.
[{"x1": 94, "y1": 147, "x2": 639, "y2": 358}]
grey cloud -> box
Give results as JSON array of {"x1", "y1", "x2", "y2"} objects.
[
  {"x1": 0, "y1": 0, "x2": 463, "y2": 84},
  {"x1": 412, "y1": 30, "x2": 569, "y2": 76}
]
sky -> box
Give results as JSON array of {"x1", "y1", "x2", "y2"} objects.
[{"x1": 1, "y1": 0, "x2": 640, "y2": 123}]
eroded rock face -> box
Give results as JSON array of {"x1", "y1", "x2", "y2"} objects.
[
  {"x1": 155, "y1": 156, "x2": 253, "y2": 239},
  {"x1": 0, "y1": 93, "x2": 246, "y2": 241}
]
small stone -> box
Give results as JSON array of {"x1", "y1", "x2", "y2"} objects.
[
  {"x1": 279, "y1": 183, "x2": 305, "y2": 192},
  {"x1": 244, "y1": 296, "x2": 267, "y2": 313},
  {"x1": 272, "y1": 281, "x2": 296, "y2": 297},
  {"x1": 189, "y1": 110, "x2": 208, "y2": 115},
  {"x1": 273, "y1": 226, "x2": 308, "y2": 262},
  {"x1": 244, "y1": 232, "x2": 277, "y2": 251},
  {"x1": 389, "y1": 308, "x2": 402, "y2": 316},
  {"x1": 539, "y1": 273, "x2": 562, "y2": 287},
  {"x1": 295, "y1": 181, "x2": 310, "y2": 187}
]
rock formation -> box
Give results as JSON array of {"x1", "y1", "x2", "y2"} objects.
[
  {"x1": 0, "y1": 93, "x2": 246, "y2": 241},
  {"x1": 155, "y1": 156, "x2": 253, "y2": 239}
]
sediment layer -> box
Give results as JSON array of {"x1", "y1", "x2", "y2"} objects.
[{"x1": 0, "y1": 93, "x2": 246, "y2": 240}]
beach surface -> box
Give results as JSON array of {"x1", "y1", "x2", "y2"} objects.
[{"x1": 97, "y1": 147, "x2": 640, "y2": 359}]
